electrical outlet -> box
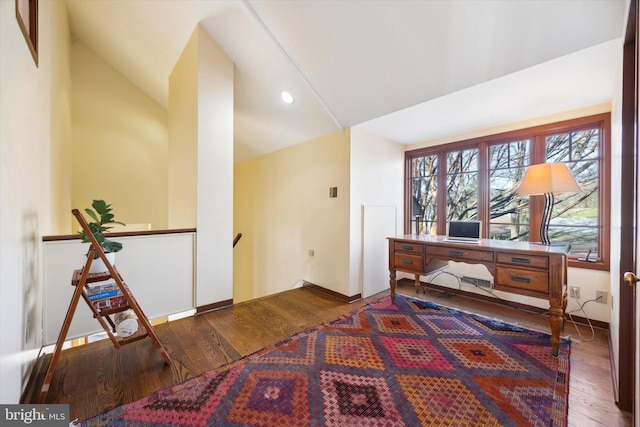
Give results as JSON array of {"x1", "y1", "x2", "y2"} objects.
[
  {"x1": 569, "y1": 286, "x2": 580, "y2": 299},
  {"x1": 595, "y1": 290, "x2": 608, "y2": 304}
]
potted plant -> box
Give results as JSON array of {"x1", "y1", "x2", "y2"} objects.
[{"x1": 79, "y1": 199, "x2": 126, "y2": 273}]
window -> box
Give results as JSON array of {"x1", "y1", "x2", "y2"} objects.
[
  {"x1": 406, "y1": 113, "x2": 610, "y2": 270},
  {"x1": 447, "y1": 149, "x2": 479, "y2": 221},
  {"x1": 488, "y1": 140, "x2": 530, "y2": 241},
  {"x1": 410, "y1": 154, "x2": 438, "y2": 234},
  {"x1": 544, "y1": 129, "x2": 602, "y2": 259}
]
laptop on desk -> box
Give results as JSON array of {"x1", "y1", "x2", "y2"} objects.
[{"x1": 443, "y1": 220, "x2": 482, "y2": 244}]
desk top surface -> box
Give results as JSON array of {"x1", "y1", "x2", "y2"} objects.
[{"x1": 389, "y1": 234, "x2": 570, "y2": 255}]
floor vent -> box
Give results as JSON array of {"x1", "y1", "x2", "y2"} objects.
[{"x1": 461, "y1": 276, "x2": 494, "y2": 289}]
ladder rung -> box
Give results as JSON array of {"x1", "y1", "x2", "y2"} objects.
[
  {"x1": 118, "y1": 332, "x2": 149, "y2": 345},
  {"x1": 71, "y1": 269, "x2": 113, "y2": 285},
  {"x1": 96, "y1": 304, "x2": 131, "y2": 316}
]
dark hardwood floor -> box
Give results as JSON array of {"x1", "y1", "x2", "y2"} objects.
[{"x1": 26, "y1": 283, "x2": 632, "y2": 426}]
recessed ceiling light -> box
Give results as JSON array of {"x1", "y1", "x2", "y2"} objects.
[{"x1": 281, "y1": 91, "x2": 294, "y2": 104}]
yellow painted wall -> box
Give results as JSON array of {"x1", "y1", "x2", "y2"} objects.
[
  {"x1": 71, "y1": 41, "x2": 169, "y2": 230},
  {"x1": 168, "y1": 31, "x2": 198, "y2": 228},
  {"x1": 234, "y1": 130, "x2": 351, "y2": 303},
  {"x1": 49, "y1": 3, "x2": 73, "y2": 234}
]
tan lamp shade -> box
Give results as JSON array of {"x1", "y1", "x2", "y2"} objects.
[{"x1": 517, "y1": 163, "x2": 581, "y2": 196}]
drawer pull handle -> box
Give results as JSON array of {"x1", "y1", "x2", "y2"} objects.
[
  {"x1": 402, "y1": 259, "x2": 414, "y2": 265},
  {"x1": 449, "y1": 250, "x2": 464, "y2": 257},
  {"x1": 511, "y1": 276, "x2": 531, "y2": 284},
  {"x1": 512, "y1": 257, "x2": 531, "y2": 264},
  {"x1": 402, "y1": 245, "x2": 413, "y2": 251}
]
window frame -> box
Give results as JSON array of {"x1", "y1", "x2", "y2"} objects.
[{"x1": 404, "y1": 113, "x2": 611, "y2": 271}]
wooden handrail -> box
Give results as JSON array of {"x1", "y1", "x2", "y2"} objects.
[{"x1": 43, "y1": 228, "x2": 196, "y2": 242}]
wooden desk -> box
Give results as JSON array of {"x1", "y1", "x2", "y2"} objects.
[{"x1": 388, "y1": 235, "x2": 569, "y2": 355}]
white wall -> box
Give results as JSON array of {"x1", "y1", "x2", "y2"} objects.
[
  {"x1": 169, "y1": 26, "x2": 234, "y2": 307},
  {"x1": 349, "y1": 128, "x2": 405, "y2": 297},
  {"x1": 0, "y1": 0, "x2": 71, "y2": 402},
  {"x1": 195, "y1": 26, "x2": 234, "y2": 306},
  {"x1": 609, "y1": 0, "x2": 632, "y2": 407}
]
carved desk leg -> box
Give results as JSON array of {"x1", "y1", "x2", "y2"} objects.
[
  {"x1": 549, "y1": 304, "x2": 563, "y2": 356},
  {"x1": 548, "y1": 256, "x2": 568, "y2": 356},
  {"x1": 390, "y1": 270, "x2": 397, "y2": 303},
  {"x1": 548, "y1": 284, "x2": 569, "y2": 358}
]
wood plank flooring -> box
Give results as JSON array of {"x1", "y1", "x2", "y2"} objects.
[{"x1": 25, "y1": 283, "x2": 632, "y2": 426}]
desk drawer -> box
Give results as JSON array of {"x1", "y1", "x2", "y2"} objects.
[
  {"x1": 496, "y1": 252, "x2": 548, "y2": 269},
  {"x1": 496, "y1": 267, "x2": 548, "y2": 294},
  {"x1": 394, "y1": 242, "x2": 424, "y2": 254},
  {"x1": 428, "y1": 245, "x2": 494, "y2": 263},
  {"x1": 394, "y1": 253, "x2": 424, "y2": 273}
]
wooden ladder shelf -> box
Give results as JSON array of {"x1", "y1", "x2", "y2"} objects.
[{"x1": 38, "y1": 209, "x2": 171, "y2": 403}]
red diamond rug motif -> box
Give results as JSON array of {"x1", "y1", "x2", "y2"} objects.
[{"x1": 81, "y1": 295, "x2": 570, "y2": 427}]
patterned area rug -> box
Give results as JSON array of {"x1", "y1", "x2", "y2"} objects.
[{"x1": 82, "y1": 295, "x2": 570, "y2": 426}]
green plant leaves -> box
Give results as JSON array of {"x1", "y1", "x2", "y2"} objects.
[
  {"x1": 92, "y1": 199, "x2": 108, "y2": 212},
  {"x1": 85, "y1": 208, "x2": 99, "y2": 223},
  {"x1": 78, "y1": 199, "x2": 126, "y2": 256},
  {"x1": 101, "y1": 239, "x2": 123, "y2": 253}
]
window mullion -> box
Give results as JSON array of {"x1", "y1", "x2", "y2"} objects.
[
  {"x1": 527, "y1": 135, "x2": 547, "y2": 243},
  {"x1": 477, "y1": 141, "x2": 489, "y2": 237},
  {"x1": 437, "y1": 151, "x2": 447, "y2": 235}
]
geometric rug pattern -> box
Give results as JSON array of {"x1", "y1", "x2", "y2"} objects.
[{"x1": 81, "y1": 294, "x2": 570, "y2": 427}]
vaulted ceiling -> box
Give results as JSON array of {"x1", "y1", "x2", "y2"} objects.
[{"x1": 66, "y1": 0, "x2": 627, "y2": 162}]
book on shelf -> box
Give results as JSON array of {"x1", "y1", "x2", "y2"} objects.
[
  {"x1": 93, "y1": 296, "x2": 128, "y2": 310},
  {"x1": 87, "y1": 282, "x2": 120, "y2": 301},
  {"x1": 86, "y1": 282, "x2": 130, "y2": 310}
]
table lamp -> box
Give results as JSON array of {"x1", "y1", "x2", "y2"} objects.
[{"x1": 517, "y1": 163, "x2": 580, "y2": 245}]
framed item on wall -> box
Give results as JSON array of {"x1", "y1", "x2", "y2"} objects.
[{"x1": 16, "y1": 0, "x2": 38, "y2": 66}]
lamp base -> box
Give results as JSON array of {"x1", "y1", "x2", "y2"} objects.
[{"x1": 539, "y1": 193, "x2": 554, "y2": 245}]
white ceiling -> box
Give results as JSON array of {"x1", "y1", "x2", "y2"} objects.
[{"x1": 66, "y1": 0, "x2": 627, "y2": 162}]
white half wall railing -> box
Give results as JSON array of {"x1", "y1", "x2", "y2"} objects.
[{"x1": 42, "y1": 229, "x2": 196, "y2": 345}]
